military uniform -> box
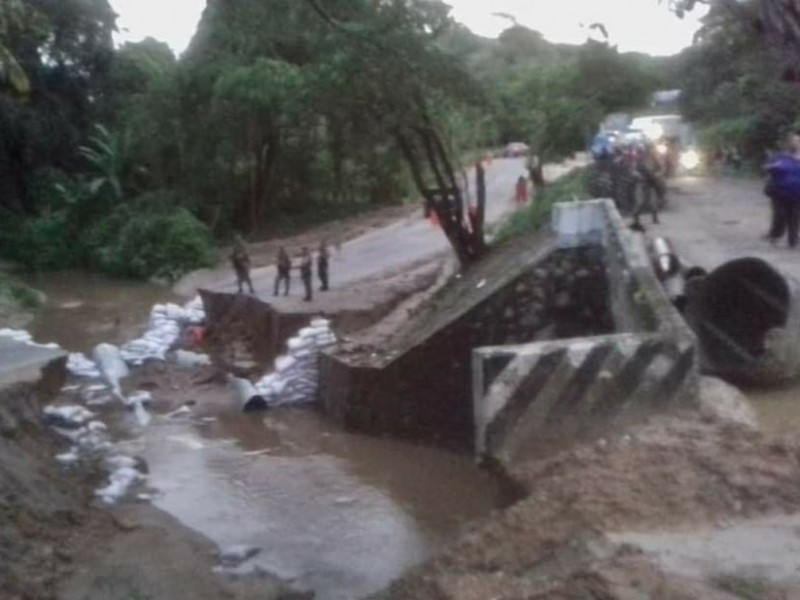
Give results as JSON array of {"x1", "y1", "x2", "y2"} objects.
[
  {"x1": 300, "y1": 251, "x2": 313, "y2": 302},
  {"x1": 230, "y1": 238, "x2": 255, "y2": 294},
  {"x1": 317, "y1": 244, "x2": 329, "y2": 291},
  {"x1": 274, "y1": 247, "x2": 291, "y2": 296}
]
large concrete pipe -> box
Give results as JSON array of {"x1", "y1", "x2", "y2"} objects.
[
  {"x1": 230, "y1": 377, "x2": 268, "y2": 412},
  {"x1": 92, "y1": 343, "x2": 130, "y2": 401},
  {"x1": 683, "y1": 257, "x2": 800, "y2": 384}
]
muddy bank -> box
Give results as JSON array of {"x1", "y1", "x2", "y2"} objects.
[{"x1": 375, "y1": 378, "x2": 800, "y2": 599}]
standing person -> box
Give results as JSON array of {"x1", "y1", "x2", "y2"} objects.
[
  {"x1": 515, "y1": 175, "x2": 528, "y2": 206},
  {"x1": 631, "y1": 142, "x2": 665, "y2": 229},
  {"x1": 274, "y1": 246, "x2": 291, "y2": 297},
  {"x1": 317, "y1": 241, "x2": 330, "y2": 292},
  {"x1": 766, "y1": 132, "x2": 800, "y2": 248},
  {"x1": 527, "y1": 152, "x2": 545, "y2": 189},
  {"x1": 300, "y1": 247, "x2": 313, "y2": 302},
  {"x1": 230, "y1": 235, "x2": 255, "y2": 294}
]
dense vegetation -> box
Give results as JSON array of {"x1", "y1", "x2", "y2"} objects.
[
  {"x1": 670, "y1": 0, "x2": 800, "y2": 166},
  {"x1": 0, "y1": 0, "x2": 673, "y2": 278}
]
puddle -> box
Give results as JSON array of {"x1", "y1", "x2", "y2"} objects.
[
  {"x1": 743, "y1": 382, "x2": 800, "y2": 438},
  {"x1": 115, "y1": 405, "x2": 504, "y2": 600},
  {"x1": 611, "y1": 515, "x2": 800, "y2": 585}
]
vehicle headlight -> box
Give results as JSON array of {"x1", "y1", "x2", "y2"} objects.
[
  {"x1": 680, "y1": 149, "x2": 700, "y2": 170},
  {"x1": 656, "y1": 143, "x2": 669, "y2": 155},
  {"x1": 644, "y1": 123, "x2": 664, "y2": 140}
]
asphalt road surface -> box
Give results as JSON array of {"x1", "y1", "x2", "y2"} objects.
[{"x1": 192, "y1": 156, "x2": 584, "y2": 305}]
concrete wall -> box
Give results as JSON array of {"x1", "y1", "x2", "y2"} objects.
[
  {"x1": 321, "y1": 240, "x2": 614, "y2": 448},
  {"x1": 474, "y1": 200, "x2": 698, "y2": 467}
]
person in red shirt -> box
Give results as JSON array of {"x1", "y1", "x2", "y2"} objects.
[{"x1": 515, "y1": 175, "x2": 528, "y2": 205}]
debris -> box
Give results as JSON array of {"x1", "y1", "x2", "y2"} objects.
[
  {"x1": 43, "y1": 405, "x2": 95, "y2": 429},
  {"x1": 219, "y1": 545, "x2": 262, "y2": 567},
  {"x1": 476, "y1": 279, "x2": 487, "y2": 289}
]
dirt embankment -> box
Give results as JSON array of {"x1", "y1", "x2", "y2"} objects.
[{"x1": 376, "y1": 378, "x2": 800, "y2": 600}]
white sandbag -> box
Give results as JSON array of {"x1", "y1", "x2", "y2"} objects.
[
  {"x1": 0, "y1": 328, "x2": 33, "y2": 343},
  {"x1": 95, "y1": 466, "x2": 144, "y2": 504},
  {"x1": 175, "y1": 350, "x2": 211, "y2": 368},
  {"x1": 55, "y1": 448, "x2": 80, "y2": 465},
  {"x1": 43, "y1": 405, "x2": 95, "y2": 428},
  {"x1": 310, "y1": 318, "x2": 331, "y2": 328},
  {"x1": 92, "y1": 343, "x2": 129, "y2": 399},
  {"x1": 276, "y1": 355, "x2": 296, "y2": 372},
  {"x1": 165, "y1": 303, "x2": 186, "y2": 321},
  {"x1": 288, "y1": 337, "x2": 310, "y2": 351},
  {"x1": 67, "y1": 352, "x2": 101, "y2": 378}
]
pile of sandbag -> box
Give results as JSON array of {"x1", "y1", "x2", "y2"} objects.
[
  {"x1": 254, "y1": 318, "x2": 337, "y2": 407},
  {"x1": 45, "y1": 403, "x2": 148, "y2": 503},
  {"x1": 120, "y1": 296, "x2": 206, "y2": 365}
]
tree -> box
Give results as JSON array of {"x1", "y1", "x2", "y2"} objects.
[
  {"x1": 669, "y1": 0, "x2": 800, "y2": 80},
  {"x1": 0, "y1": 0, "x2": 116, "y2": 215}
]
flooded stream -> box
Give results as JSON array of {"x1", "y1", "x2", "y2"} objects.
[
  {"x1": 22, "y1": 271, "x2": 180, "y2": 353},
  {"x1": 114, "y1": 405, "x2": 503, "y2": 599},
  {"x1": 31, "y1": 270, "x2": 504, "y2": 599}
]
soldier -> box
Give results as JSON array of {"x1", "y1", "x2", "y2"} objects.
[
  {"x1": 317, "y1": 241, "x2": 330, "y2": 291},
  {"x1": 274, "y1": 246, "x2": 291, "y2": 297},
  {"x1": 631, "y1": 142, "x2": 665, "y2": 230},
  {"x1": 230, "y1": 235, "x2": 255, "y2": 294},
  {"x1": 300, "y1": 247, "x2": 313, "y2": 302}
]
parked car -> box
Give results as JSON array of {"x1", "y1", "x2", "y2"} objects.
[{"x1": 503, "y1": 142, "x2": 530, "y2": 158}]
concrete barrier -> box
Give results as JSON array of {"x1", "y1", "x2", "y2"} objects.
[{"x1": 473, "y1": 199, "x2": 698, "y2": 467}]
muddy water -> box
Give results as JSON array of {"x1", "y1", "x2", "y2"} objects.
[
  {"x1": 744, "y1": 382, "x2": 800, "y2": 438},
  {"x1": 29, "y1": 271, "x2": 504, "y2": 598},
  {"x1": 115, "y1": 405, "x2": 503, "y2": 600},
  {"x1": 22, "y1": 271, "x2": 181, "y2": 352}
]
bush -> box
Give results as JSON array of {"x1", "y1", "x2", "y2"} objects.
[
  {"x1": 87, "y1": 203, "x2": 218, "y2": 282},
  {"x1": 0, "y1": 209, "x2": 85, "y2": 272},
  {"x1": 494, "y1": 168, "x2": 589, "y2": 243},
  {"x1": 0, "y1": 273, "x2": 43, "y2": 309}
]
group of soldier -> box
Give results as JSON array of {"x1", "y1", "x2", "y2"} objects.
[{"x1": 229, "y1": 238, "x2": 330, "y2": 302}]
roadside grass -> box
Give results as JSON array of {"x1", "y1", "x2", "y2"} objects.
[
  {"x1": 0, "y1": 272, "x2": 42, "y2": 310},
  {"x1": 492, "y1": 168, "x2": 589, "y2": 244}
]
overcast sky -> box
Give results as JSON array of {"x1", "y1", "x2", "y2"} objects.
[{"x1": 110, "y1": 0, "x2": 706, "y2": 57}]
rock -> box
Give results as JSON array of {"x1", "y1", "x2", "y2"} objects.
[
  {"x1": 219, "y1": 544, "x2": 262, "y2": 567},
  {"x1": 697, "y1": 377, "x2": 759, "y2": 429}
]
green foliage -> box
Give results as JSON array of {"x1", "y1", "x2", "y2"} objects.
[
  {"x1": 0, "y1": 273, "x2": 42, "y2": 310},
  {"x1": 494, "y1": 169, "x2": 589, "y2": 243},
  {"x1": 675, "y1": 1, "x2": 799, "y2": 164},
  {"x1": 86, "y1": 202, "x2": 218, "y2": 282}
]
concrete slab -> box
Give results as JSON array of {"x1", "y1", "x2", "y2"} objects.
[{"x1": 0, "y1": 336, "x2": 67, "y2": 387}]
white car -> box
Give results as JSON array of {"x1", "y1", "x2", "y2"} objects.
[{"x1": 503, "y1": 142, "x2": 530, "y2": 158}]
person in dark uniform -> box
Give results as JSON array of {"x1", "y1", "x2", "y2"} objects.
[
  {"x1": 274, "y1": 246, "x2": 291, "y2": 296},
  {"x1": 300, "y1": 247, "x2": 313, "y2": 302},
  {"x1": 230, "y1": 235, "x2": 255, "y2": 294},
  {"x1": 317, "y1": 242, "x2": 330, "y2": 291},
  {"x1": 631, "y1": 141, "x2": 665, "y2": 230}
]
